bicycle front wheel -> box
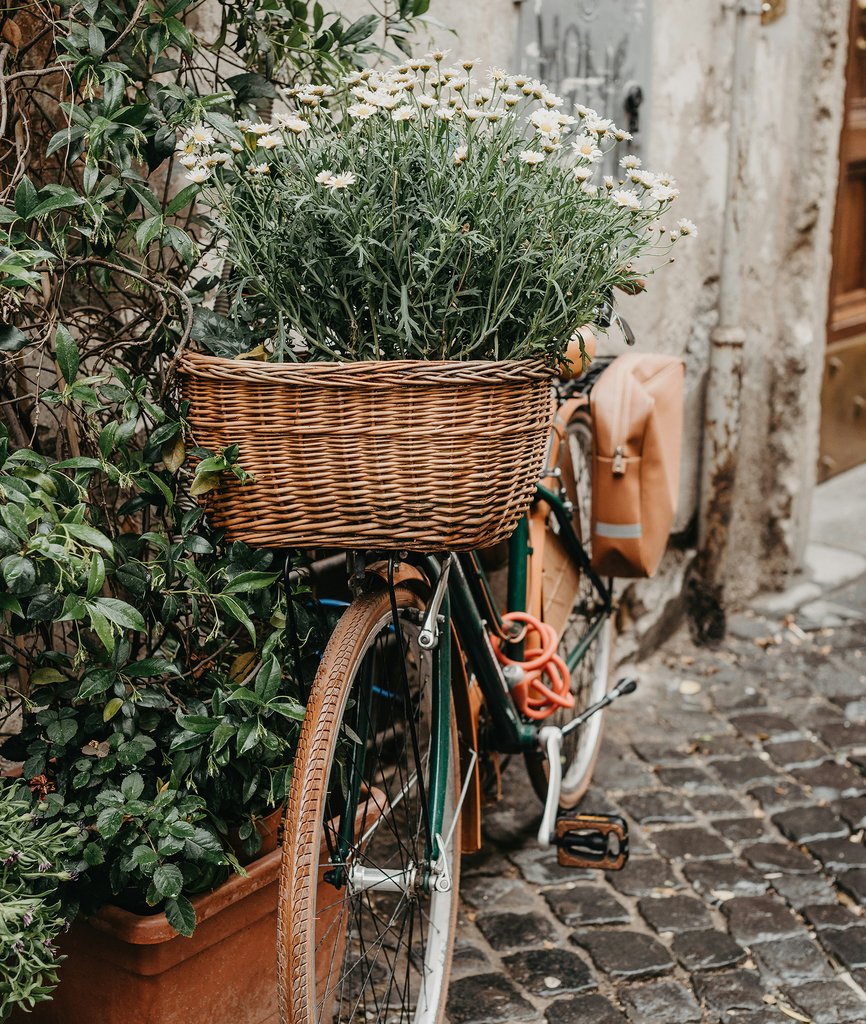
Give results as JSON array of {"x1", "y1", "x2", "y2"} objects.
[
  {"x1": 525, "y1": 403, "x2": 615, "y2": 809},
  {"x1": 278, "y1": 585, "x2": 460, "y2": 1024}
]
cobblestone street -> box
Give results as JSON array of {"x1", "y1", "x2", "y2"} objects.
[{"x1": 447, "y1": 571, "x2": 866, "y2": 1024}]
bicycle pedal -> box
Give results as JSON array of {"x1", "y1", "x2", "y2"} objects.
[{"x1": 553, "y1": 813, "x2": 629, "y2": 871}]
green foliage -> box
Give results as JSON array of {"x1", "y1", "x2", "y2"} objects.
[
  {"x1": 1, "y1": 0, "x2": 430, "y2": 951},
  {"x1": 0, "y1": 782, "x2": 81, "y2": 1020}
]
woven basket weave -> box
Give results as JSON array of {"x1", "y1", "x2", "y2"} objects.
[{"x1": 179, "y1": 353, "x2": 554, "y2": 551}]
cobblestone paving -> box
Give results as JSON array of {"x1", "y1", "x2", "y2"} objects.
[{"x1": 447, "y1": 573, "x2": 866, "y2": 1024}]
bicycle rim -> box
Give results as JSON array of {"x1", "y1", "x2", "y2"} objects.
[{"x1": 278, "y1": 586, "x2": 460, "y2": 1024}]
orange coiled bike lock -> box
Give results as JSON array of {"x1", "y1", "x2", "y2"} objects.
[{"x1": 491, "y1": 611, "x2": 574, "y2": 721}]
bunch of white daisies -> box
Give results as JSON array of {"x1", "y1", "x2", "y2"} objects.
[{"x1": 176, "y1": 54, "x2": 695, "y2": 362}]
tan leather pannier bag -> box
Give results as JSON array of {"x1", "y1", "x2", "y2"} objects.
[{"x1": 590, "y1": 353, "x2": 685, "y2": 578}]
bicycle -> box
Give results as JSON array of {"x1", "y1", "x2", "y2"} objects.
[{"x1": 276, "y1": 354, "x2": 638, "y2": 1024}]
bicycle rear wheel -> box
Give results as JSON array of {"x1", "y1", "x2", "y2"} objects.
[
  {"x1": 278, "y1": 585, "x2": 460, "y2": 1024},
  {"x1": 525, "y1": 403, "x2": 615, "y2": 809}
]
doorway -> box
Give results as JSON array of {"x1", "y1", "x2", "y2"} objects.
[{"x1": 820, "y1": 0, "x2": 866, "y2": 481}]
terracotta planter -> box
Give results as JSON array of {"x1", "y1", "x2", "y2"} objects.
[{"x1": 12, "y1": 849, "x2": 282, "y2": 1024}]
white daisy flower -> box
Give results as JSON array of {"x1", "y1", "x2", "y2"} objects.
[
  {"x1": 575, "y1": 103, "x2": 595, "y2": 119},
  {"x1": 655, "y1": 172, "x2": 677, "y2": 187},
  {"x1": 417, "y1": 94, "x2": 437, "y2": 109},
  {"x1": 370, "y1": 92, "x2": 400, "y2": 110},
  {"x1": 603, "y1": 175, "x2": 615, "y2": 190},
  {"x1": 257, "y1": 133, "x2": 283, "y2": 149},
  {"x1": 572, "y1": 135, "x2": 603, "y2": 163},
  {"x1": 611, "y1": 189, "x2": 641, "y2": 210},
  {"x1": 530, "y1": 109, "x2": 562, "y2": 135},
  {"x1": 511, "y1": 74, "x2": 529, "y2": 88},
  {"x1": 235, "y1": 119, "x2": 252, "y2": 132},
  {"x1": 249, "y1": 121, "x2": 274, "y2": 135},
  {"x1": 620, "y1": 154, "x2": 642, "y2": 170},
  {"x1": 453, "y1": 144, "x2": 468, "y2": 165},
  {"x1": 348, "y1": 103, "x2": 379, "y2": 120},
  {"x1": 187, "y1": 124, "x2": 215, "y2": 147},
  {"x1": 473, "y1": 87, "x2": 494, "y2": 105},
  {"x1": 669, "y1": 230, "x2": 680, "y2": 241},
  {"x1": 179, "y1": 153, "x2": 198, "y2": 169},
  {"x1": 326, "y1": 172, "x2": 356, "y2": 190},
  {"x1": 677, "y1": 218, "x2": 698, "y2": 237},
  {"x1": 519, "y1": 150, "x2": 546, "y2": 166},
  {"x1": 436, "y1": 107, "x2": 456, "y2": 122},
  {"x1": 247, "y1": 162, "x2": 270, "y2": 176},
  {"x1": 186, "y1": 166, "x2": 210, "y2": 183},
  {"x1": 584, "y1": 114, "x2": 615, "y2": 137},
  {"x1": 580, "y1": 182, "x2": 599, "y2": 197},
  {"x1": 205, "y1": 152, "x2": 231, "y2": 167},
  {"x1": 650, "y1": 184, "x2": 680, "y2": 203},
  {"x1": 557, "y1": 113, "x2": 577, "y2": 128},
  {"x1": 229, "y1": 141, "x2": 243, "y2": 153},
  {"x1": 315, "y1": 169, "x2": 334, "y2": 185},
  {"x1": 573, "y1": 166, "x2": 593, "y2": 182},
  {"x1": 298, "y1": 95, "x2": 319, "y2": 108},
  {"x1": 461, "y1": 57, "x2": 479, "y2": 70},
  {"x1": 275, "y1": 114, "x2": 309, "y2": 134},
  {"x1": 503, "y1": 94, "x2": 521, "y2": 108},
  {"x1": 488, "y1": 67, "x2": 506, "y2": 82},
  {"x1": 392, "y1": 106, "x2": 417, "y2": 122},
  {"x1": 450, "y1": 76, "x2": 469, "y2": 92},
  {"x1": 541, "y1": 91, "x2": 564, "y2": 108},
  {"x1": 612, "y1": 128, "x2": 633, "y2": 142},
  {"x1": 630, "y1": 169, "x2": 657, "y2": 189}
]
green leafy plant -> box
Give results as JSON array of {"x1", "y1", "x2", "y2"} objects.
[
  {"x1": 0, "y1": 782, "x2": 81, "y2": 1020},
  {"x1": 189, "y1": 59, "x2": 695, "y2": 364},
  {"x1": 1, "y1": 0, "x2": 430, "y2": 952}
]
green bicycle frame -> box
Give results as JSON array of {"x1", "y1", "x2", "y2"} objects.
[{"x1": 328, "y1": 481, "x2": 612, "y2": 878}]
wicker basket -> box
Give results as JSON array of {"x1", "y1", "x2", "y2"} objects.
[{"x1": 178, "y1": 353, "x2": 554, "y2": 551}]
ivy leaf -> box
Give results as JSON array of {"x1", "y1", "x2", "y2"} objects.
[
  {"x1": 215, "y1": 594, "x2": 257, "y2": 644},
  {"x1": 29, "y1": 668, "x2": 66, "y2": 686},
  {"x1": 0, "y1": 325, "x2": 28, "y2": 352},
  {"x1": 153, "y1": 862, "x2": 184, "y2": 899},
  {"x1": 121, "y1": 772, "x2": 144, "y2": 800},
  {"x1": 164, "y1": 895, "x2": 196, "y2": 937},
  {"x1": 1, "y1": 554, "x2": 36, "y2": 595},
  {"x1": 76, "y1": 669, "x2": 115, "y2": 700},
  {"x1": 161, "y1": 434, "x2": 185, "y2": 474},
  {"x1": 89, "y1": 607, "x2": 115, "y2": 652},
  {"x1": 124, "y1": 657, "x2": 179, "y2": 678},
  {"x1": 189, "y1": 472, "x2": 221, "y2": 497},
  {"x1": 96, "y1": 806, "x2": 124, "y2": 839},
  {"x1": 62, "y1": 523, "x2": 114, "y2": 556},
  {"x1": 131, "y1": 845, "x2": 158, "y2": 870},
  {"x1": 221, "y1": 571, "x2": 280, "y2": 594},
  {"x1": 103, "y1": 697, "x2": 124, "y2": 722},
  {"x1": 14, "y1": 177, "x2": 38, "y2": 219},
  {"x1": 86, "y1": 552, "x2": 106, "y2": 598},
  {"x1": 90, "y1": 597, "x2": 146, "y2": 632},
  {"x1": 55, "y1": 324, "x2": 80, "y2": 384}
]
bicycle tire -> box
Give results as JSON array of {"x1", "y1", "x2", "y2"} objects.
[
  {"x1": 278, "y1": 585, "x2": 460, "y2": 1024},
  {"x1": 524, "y1": 406, "x2": 616, "y2": 809}
]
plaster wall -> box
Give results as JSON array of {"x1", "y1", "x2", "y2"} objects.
[{"x1": 350, "y1": 0, "x2": 849, "y2": 600}]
